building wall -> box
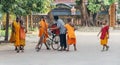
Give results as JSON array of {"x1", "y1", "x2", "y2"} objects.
[{"x1": 54, "y1": 0, "x2": 75, "y2": 3}]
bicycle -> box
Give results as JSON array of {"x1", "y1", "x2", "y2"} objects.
[
  {"x1": 46, "y1": 32, "x2": 60, "y2": 50},
  {"x1": 35, "y1": 30, "x2": 60, "y2": 52}
]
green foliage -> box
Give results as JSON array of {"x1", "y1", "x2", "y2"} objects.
[
  {"x1": 108, "y1": 0, "x2": 116, "y2": 4},
  {"x1": 75, "y1": 0, "x2": 81, "y2": 5},
  {"x1": 88, "y1": 0, "x2": 117, "y2": 13},
  {"x1": 0, "y1": 12, "x2": 2, "y2": 20},
  {"x1": 117, "y1": 0, "x2": 120, "y2": 14},
  {"x1": 0, "y1": 4, "x2": 2, "y2": 11},
  {"x1": 87, "y1": 3, "x2": 101, "y2": 13},
  {"x1": 1, "y1": 0, "x2": 15, "y2": 13},
  {"x1": 87, "y1": 0, "x2": 101, "y2": 13},
  {"x1": 1, "y1": 0, "x2": 53, "y2": 16},
  {"x1": 12, "y1": 0, "x2": 53, "y2": 16},
  {"x1": 0, "y1": 28, "x2": 11, "y2": 36},
  {"x1": 12, "y1": 0, "x2": 28, "y2": 16},
  {"x1": 25, "y1": 0, "x2": 54, "y2": 15}
]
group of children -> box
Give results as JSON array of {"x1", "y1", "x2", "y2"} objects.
[
  {"x1": 35, "y1": 17, "x2": 110, "y2": 52},
  {"x1": 35, "y1": 17, "x2": 77, "y2": 51},
  {"x1": 9, "y1": 16, "x2": 110, "y2": 53},
  {"x1": 9, "y1": 17, "x2": 26, "y2": 53}
]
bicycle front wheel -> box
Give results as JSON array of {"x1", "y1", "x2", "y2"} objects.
[{"x1": 51, "y1": 36, "x2": 60, "y2": 50}]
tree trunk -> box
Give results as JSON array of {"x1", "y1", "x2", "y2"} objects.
[
  {"x1": 26, "y1": 15, "x2": 29, "y2": 32},
  {"x1": 4, "y1": 12, "x2": 9, "y2": 41},
  {"x1": 48, "y1": 11, "x2": 54, "y2": 24},
  {"x1": 77, "y1": 0, "x2": 90, "y2": 26},
  {"x1": 94, "y1": 13, "x2": 99, "y2": 26},
  {"x1": 109, "y1": 3, "x2": 116, "y2": 27},
  {"x1": 30, "y1": 14, "x2": 33, "y2": 30},
  {"x1": 30, "y1": 11, "x2": 33, "y2": 30},
  {"x1": 89, "y1": 13, "x2": 94, "y2": 26}
]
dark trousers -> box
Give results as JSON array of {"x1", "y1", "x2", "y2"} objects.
[{"x1": 59, "y1": 34, "x2": 67, "y2": 49}]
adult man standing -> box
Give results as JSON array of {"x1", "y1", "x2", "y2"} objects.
[{"x1": 51, "y1": 16, "x2": 67, "y2": 51}]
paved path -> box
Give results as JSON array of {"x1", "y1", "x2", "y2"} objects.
[{"x1": 0, "y1": 30, "x2": 120, "y2": 65}]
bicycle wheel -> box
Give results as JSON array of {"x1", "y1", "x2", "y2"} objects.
[{"x1": 51, "y1": 36, "x2": 60, "y2": 50}]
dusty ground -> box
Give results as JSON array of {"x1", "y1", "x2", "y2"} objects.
[{"x1": 0, "y1": 30, "x2": 120, "y2": 65}]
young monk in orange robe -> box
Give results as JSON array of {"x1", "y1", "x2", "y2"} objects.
[
  {"x1": 19, "y1": 19, "x2": 26, "y2": 52},
  {"x1": 11, "y1": 17, "x2": 21, "y2": 53},
  {"x1": 64, "y1": 18, "x2": 77, "y2": 51},
  {"x1": 36, "y1": 16, "x2": 50, "y2": 51},
  {"x1": 98, "y1": 20, "x2": 109, "y2": 51}
]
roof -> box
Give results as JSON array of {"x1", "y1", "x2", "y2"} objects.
[
  {"x1": 51, "y1": 8, "x2": 71, "y2": 16},
  {"x1": 54, "y1": 0, "x2": 75, "y2": 3},
  {"x1": 51, "y1": 8, "x2": 80, "y2": 16},
  {"x1": 54, "y1": 0, "x2": 76, "y2": 5},
  {"x1": 50, "y1": 3, "x2": 80, "y2": 16},
  {"x1": 56, "y1": 3, "x2": 72, "y2": 9}
]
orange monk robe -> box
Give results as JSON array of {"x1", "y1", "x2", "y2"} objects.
[
  {"x1": 64, "y1": 24, "x2": 76, "y2": 45},
  {"x1": 101, "y1": 33, "x2": 108, "y2": 45},
  {"x1": 9, "y1": 31, "x2": 16, "y2": 43},
  {"x1": 100, "y1": 26, "x2": 109, "y2": 45},
  {"x1": 13, "y1": 21, "x2": 20, "y2": 46},
  {"x1": 38, "y1": 20, "x2": 48, "y2": 43},
  {"x1": 19, "y1": 26, "x2": 26, "y2": 46},
  {"x1": 9, "y1": 22, "x2": 16, "y2": 43}
]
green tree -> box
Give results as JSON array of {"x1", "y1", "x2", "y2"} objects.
[
  {"x1": 23, "y1": 0, "x2": 53, "y2": 30},
  {"x1": 76, "y1": 0, "x2": 89, "y2": 26},
  {"x1": 117, "y1": 0, "x2": 120, "y2": 14},
  {"x1": 12, "y1": 0, "x2": 53, "y2": 16},
  {"x1": 76, "y1": 0, "x2": 117, "y2": 26},
  {"x1": 0, "y1": 0, "x2": 17, "y2": 41},
  {"x1": 0, "y1": 0, "x2": 53, "y2": 41}
]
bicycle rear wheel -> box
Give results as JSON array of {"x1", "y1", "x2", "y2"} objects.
[{"x1": 51, "y1": 36, "x2": 60, "y2": 50}]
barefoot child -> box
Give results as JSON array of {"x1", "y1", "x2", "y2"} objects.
[
  {"x1": 97, "y1": 20, "x2": 109, "y2": 51},
  {"x1": 64, "y1": 18, "x2": 77, "y2": 51},
  {"x1": 19, "y1": 19, "x2": 26, "y2": 52},
  {"x1": 35, "y1": 16, "x2": 50, "y2": 51}
]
